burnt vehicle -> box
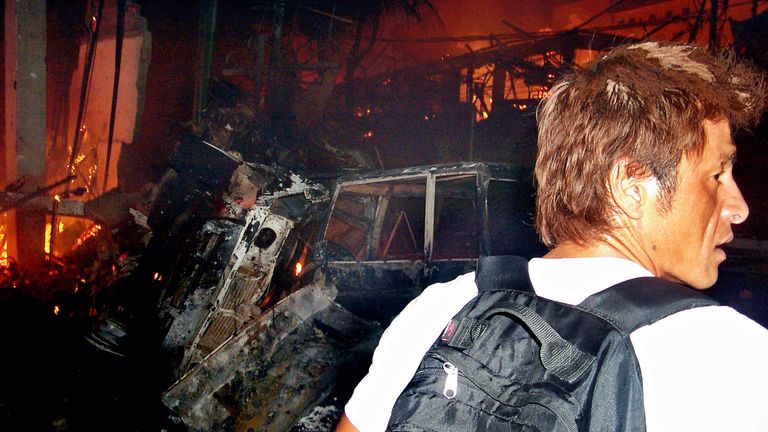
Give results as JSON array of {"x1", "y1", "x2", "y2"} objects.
[
  {"x1": 318, "y1": 162, "x2": 543, "y2": 323},
  {"x1": 155, "y1": 161, "x2": 544, "y2": 431}
]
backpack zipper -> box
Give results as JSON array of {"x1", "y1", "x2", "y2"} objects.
[
  {"x1": 442, "y1": 362, "x2": 458, "y2": 399},
  {"x1": 424, "y1": 351, "x2": 579, "y2": 432}
]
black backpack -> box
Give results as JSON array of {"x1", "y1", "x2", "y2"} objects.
[{"x1": 386, "y1": 255, "x2": 717, "y2": 432}]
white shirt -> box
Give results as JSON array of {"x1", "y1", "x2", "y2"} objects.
[{"x1": 344, "y1": 257, "x2": 768, "y2": 432}]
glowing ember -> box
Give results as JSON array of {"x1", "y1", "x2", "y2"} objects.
[
  {"x1": 74, "y1": 224, "x2": 102, "y2": 249},
  {"x1": 364, "y1": 131, "x2": 374, "y2": 138},
  {"x1": 294, "y1": 262, "x2": 303, "y2": 276},
  {"x1": 53, "y1": 305, "x2": 61, "y2": 316},
  {"x1": 354, "y1": 108, "x2": 373, "y2": 117}
]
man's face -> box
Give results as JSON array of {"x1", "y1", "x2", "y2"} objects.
[{"x1": 642, "y1": 119, "x2": 749, "y2": 289}]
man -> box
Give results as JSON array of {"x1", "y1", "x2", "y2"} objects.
[{"x1": 337, "y1": 41, "x2": 768, "y2": 431}]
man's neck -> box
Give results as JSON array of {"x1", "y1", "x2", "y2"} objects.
[{"x1": 544, "y1": 240, "x2": 652, "y2": 272}]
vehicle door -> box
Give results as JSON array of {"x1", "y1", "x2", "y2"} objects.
[
  {"x1": 322, "y1": 175, "x2": 429, "y2": 324},
  {"x1": 423, "y1": 172, "x2": 481, "y2": 284}
]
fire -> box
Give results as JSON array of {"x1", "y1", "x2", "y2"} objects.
[
  {"x1": 153, "y1": 272, "x2": 163, "y2": 281},
  {"x1": 45, "y1": 223, "x2": 52, "y2": 254},
  {"x1": 44, "y1": 220, "x2": 66, "y2": 254},
  {"x1": 74, "y1": 224, "x2": 102, "y2": 249},
  {"x1": 294, "y1": 262, "x2": 303, "y2": 276},
  {"x1": 53, "y1": 305, "x2": 61, "y2": 316},
  {"x1": 0, "y1": 218, "x2": 8, "y2": 267},
  {"x1": 42, "y1": 217, "x2": 105, "y2": 259},
  {"x1": 364, "y1": 131, "x2": 374, "y2": 138}
]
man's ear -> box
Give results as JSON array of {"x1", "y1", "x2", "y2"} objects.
[{"x1": 608, "y1": 159, "x2": 655, "y2": 220}]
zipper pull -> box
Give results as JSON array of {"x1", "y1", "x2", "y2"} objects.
[{"x1": 442, "y1": 362, "x2": 458, "y2": 399}]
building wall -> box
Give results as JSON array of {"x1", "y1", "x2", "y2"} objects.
[{"x1": 56, "y1": 1, "x2": 149, "y2": 195}]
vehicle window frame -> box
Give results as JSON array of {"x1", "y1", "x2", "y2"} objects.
[
  {"x1": 323, "y1": 171, "x2": 482, "y2": 265},
  {"x1": 323, "y1": 173, "x2": 428, "y2": 264}
]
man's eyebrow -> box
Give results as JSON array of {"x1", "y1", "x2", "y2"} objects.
[{"x1": 722, "y1": 151, "x2": 737, "y2": 168}]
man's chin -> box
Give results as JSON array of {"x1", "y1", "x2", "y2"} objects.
[
  {"x1": 686, "y1": 268, "x2": 719, "y2": 290},
  {"x1": 664, "y1": 263, "x2": 719, "y2": 289}
]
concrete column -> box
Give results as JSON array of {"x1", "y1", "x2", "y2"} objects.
[{"x1": 4, "y1": 0, "x2": 47, "y2": 269}]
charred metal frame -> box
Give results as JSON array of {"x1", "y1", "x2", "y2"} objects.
[
  {"x1": 161, "y1": 162, "x2": 537, "y2": 430},
  {"x1": 322, "y1": 162, "x2": 528, "y2": 267},
  {"x1": 178, "y1": 173, "x2": 328, "y2": 372}
]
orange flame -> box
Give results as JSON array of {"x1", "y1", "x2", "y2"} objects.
[
  {"x1": 45, "y1": 223, "x2": 52, "y2": 254},
  {"x1": 44, "y1": 221, "x2": 66, "y2": 255},
  {"x1": 0, "y1": 219, "x2": 8, "y2": 267},
  {"x1": 74, "y1": 224, "x2": 102, "y2": 249}
]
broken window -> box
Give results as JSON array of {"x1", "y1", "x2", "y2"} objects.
[
  {"x1": 325, "y1": 177, "x2": 426, "y2": 261},
  {"x1": 324, "y1": 187, "x2": 373, "y2": 261},
  {"x1": 432, "y1": 174, "x2": 479, "y2": 260},
  {"x1": 324, "y1": 171, "x2": 542, "y2": 264}
]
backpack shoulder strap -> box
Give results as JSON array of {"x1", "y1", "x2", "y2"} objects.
[
  {"x1": 578, "y1": 277, "x2": 719, "y2": 334},
  {"x1": 475, "y1": 255, "x2": 719, "y2": 334},
  {"x1": 475, "y1": 255, "x2": 533, "y2": 293}
]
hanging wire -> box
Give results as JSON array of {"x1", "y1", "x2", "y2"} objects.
[
  {"x1": 65, "y1": 0, "x2": 105, "y2": 193},
  {"x1": 102, "y1": 0, "x2": 127, "y2": 194}
]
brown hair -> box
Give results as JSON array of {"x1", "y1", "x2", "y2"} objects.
[{"x1": 535, "y1": 42, "x2": 767, "y2": 248}]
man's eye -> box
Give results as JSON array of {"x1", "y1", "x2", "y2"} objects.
[{"x1": 713, "y1": 171, "x2": 725, "y2": 181}]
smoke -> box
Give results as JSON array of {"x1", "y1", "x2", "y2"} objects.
[{"x1": 379, "y1": 0, "x2": 554, "y2": 64}]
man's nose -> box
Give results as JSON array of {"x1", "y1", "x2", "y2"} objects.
[{"x1": 724, "y1": 180, "x2": 749, "y2": 224}]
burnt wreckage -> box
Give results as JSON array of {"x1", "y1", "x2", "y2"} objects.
[{"x1": 91, "y1": 137, "x2": 542, "y2": 430}]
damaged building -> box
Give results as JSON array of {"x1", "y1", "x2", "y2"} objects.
[{"x1": 2, "y1": 0, "x2": 768, "y2": 431}]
